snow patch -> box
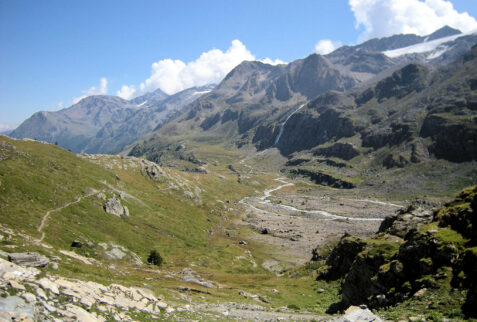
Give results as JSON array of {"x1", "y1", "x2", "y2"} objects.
[
  {"x1": 136, "y1": 101, "x2": 148, "y2": 107},
  {"x1": 383, "y1": 30, "x2": 477, "y2": 58}
]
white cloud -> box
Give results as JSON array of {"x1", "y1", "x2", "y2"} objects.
[
  {"x1": 73, "y1": 77, "x2": 108, "y2": 103},
  {"x1": 116, "y1": 85, "x2": 136, "y2": 100},
  {"x1": 349, "y1": 0, "x2": 477, "y2": 41},
  {"x1": 259, "y1": 57, "x2": 287, "y2": 65},
  {"x1": 314, "y1": 39, "x2": 343, "y2": 55},
  {"x1": 119, "y1": 40, "x2": 284, "y2": 98}
]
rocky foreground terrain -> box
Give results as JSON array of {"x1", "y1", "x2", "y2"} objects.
[
  {"x1": 0, "y1": 252, "x2": 383, "y2": 321},
  {"x1": 316, "y1": 186, "x2": 477, "y2": 319}
]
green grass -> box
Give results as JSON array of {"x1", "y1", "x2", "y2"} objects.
[
  {"x1": 1, "y1": 136, "x2": 338, "y2": 317},
  {"x1": 3, "y1": 135, "x2": 475, "y2": 320}
]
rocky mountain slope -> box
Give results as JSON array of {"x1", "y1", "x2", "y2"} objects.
[
  {"x1": 274, "y1": 44, "x2": 477, "y2": 194},
  {"x1": 315, "y1": 185, "x2": 477, "y2": 320},
  {"x1": 124, "y1": 28, "x2": 477, "y2": 198},
  {"x1": 278, "y1": 44, "x2": 477, "y2": 157},
  {"x1": 128, "y1": 27, "x2": 477, "y2": 161},
  {"x1": 9, "y1": 85, "x2": 213, "y2": 154}
]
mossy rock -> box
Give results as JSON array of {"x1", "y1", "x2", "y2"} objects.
[
  {"x1": 434, "y1": 186, "x2": 476, "y2": 243},
  {"x1": 317, "y1": 235, "x2": 366, "y2": 280}
]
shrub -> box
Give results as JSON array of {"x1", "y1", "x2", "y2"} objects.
[{"x1": 147, "y1": 250, "x2": 163, "y2": 266}]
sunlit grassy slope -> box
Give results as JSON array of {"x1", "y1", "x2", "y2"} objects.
[{"x1": 0, "y1": 135, "x2": 338, "y2": 315}]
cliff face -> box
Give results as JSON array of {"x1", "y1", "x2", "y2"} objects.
[
  {"x1": 279, "y1": 45, "x2": 477, "y2": 192},
  {"x1": 316, "y1": 186, "x2": 477, "y2": 319}
]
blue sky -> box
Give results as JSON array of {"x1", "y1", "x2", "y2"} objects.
[{"x1": 1, "y1": 0, "x2": 477, "y2": 130}]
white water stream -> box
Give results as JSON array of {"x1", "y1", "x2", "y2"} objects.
[
  {"x1": 344, "y1": 198, "x2": 403, "y2": 208},
  {"x1": 273, "y1": 104, "x2": 306, "y2": 146},
  {"x1": 240, "y1": 178, "x2": 384, "y2": 222}
]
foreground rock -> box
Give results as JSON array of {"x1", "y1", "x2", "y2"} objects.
[
  {"x1": 0, "y1": 257, "x2": 170, "y2": 321},
  {"x1": 337, "y1": 306, "x2": 383, "y2": 322},
  {"x1": 8, "y1": 252, "x2": 49, "y2": 267}
]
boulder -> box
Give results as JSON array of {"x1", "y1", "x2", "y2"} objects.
[
  {"x1": 342, "y1": 305, "x2": 383, "y2": 322},
  {"x1": 105, "y1": 248, "x2": 126, "y2": 260},
  {"x1": 71, "y1": 240, "x2": 83, "y2": 248},
  {"x1": 103, "y1": 196, "x2": 129, "y2": 217},
  {"x1": 193, "y1": 166, "x2": 208, "y2": 174},
  {"x1": 144, "y1": 162, "x2": 164, "y2": 180},
  {"x1": 8, "y1": 252, "x2": 49, "y2": 267}
]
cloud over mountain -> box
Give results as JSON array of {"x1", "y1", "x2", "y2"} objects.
[
  {"x1": 350, "y1": 0, "x2": 477, "y2": 41},
  {"x1": 117, "y1": 40, "x2": 283, "y2": 99},
  {"x1": 314, "y1": 40, "x2": 343, "y2": 55}
]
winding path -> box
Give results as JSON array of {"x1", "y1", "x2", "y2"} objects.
[{"x1": 37, "y1": 191, "x2": 97, "y2": 242}]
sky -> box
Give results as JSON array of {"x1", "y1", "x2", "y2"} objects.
[{"x1": 1, "y1": 0, "x2": 477, "y2": 130}]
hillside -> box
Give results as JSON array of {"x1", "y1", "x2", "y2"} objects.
[
  {"x1": 1, "y1": 135, "x2": 354, "y2": 320},
  {"x1": 2, "y1": 134, "x2": 476, "y2": 320}
]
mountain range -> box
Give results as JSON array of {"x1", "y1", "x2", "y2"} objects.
[
  {"x1": 9, "y1": 85, "x2": 214, "y2": 153},
  {"x1": 9, "y1": 26, "x2": 477, "y2": 175}
]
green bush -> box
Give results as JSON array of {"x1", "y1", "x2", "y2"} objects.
[{"x1": 147, "y1": 250, "x2": 164, "y2": 266}]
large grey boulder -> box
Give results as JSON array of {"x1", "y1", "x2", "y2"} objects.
[
  {"x1": 8, "y1": 252, "x2": 49, "y2": 267},
  {"x1": 339, "y1": 305, "x2": 383, "y2": 322},
  {"x1": 103, "y1": 195, "x2": 129, "y2": 217},
  {"x1": 105, "y1": 248, "x2": 126, "y2": 260}
]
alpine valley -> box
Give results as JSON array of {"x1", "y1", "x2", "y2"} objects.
[{"x1": 1, "y1": 26, "x2": 477, "y2": 321}]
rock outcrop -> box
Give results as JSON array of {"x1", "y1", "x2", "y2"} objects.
[
  {"x1": 378, "y1": 205, "x2": 433, "y2": 238},
  {"x1": 8, "y1": 252, "x2": 49, "y2": 268},
  {"x1": 313, "y1": 143, "x2": 360, "y2": 161},
  {"x1": 0, "y1": 257, "x2": 169, "y2": 320},
  {"x1": 318, "y1": 186, "x2": 477, "y2": 319},
  {"x1": 103, "y1": 195, "x2": 129, "y2": 217},
  {"x1": 290, "y1": 168, "x2": 355, "y2": 189},
  {"x1": 317, "y1": 236, "x2": 366, "y2": 280}
]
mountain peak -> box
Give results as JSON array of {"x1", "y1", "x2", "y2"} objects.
[{"x1": 426, "y1": 25, "x2": 461, "y2": 41}]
